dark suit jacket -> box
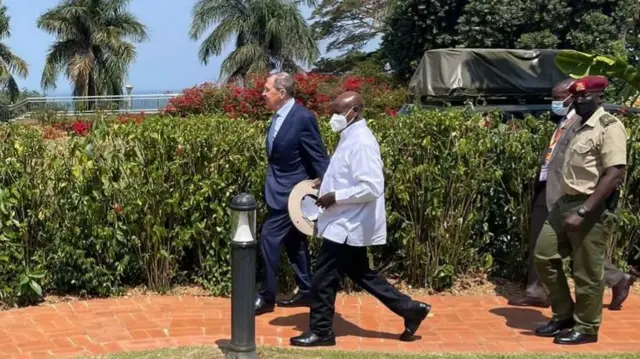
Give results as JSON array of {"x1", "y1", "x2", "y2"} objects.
[{"x1": 264, "y1": 103, "x2": 329, "y2": 211}]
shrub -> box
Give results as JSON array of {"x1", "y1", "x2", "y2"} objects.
[
  {"x1": 0, "y1": 110, "x2": 638, "y2": 305},
  {"x1": 163, "y1": 73, "x2": 407, "y2": 120}
]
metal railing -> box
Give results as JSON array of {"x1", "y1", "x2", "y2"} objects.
[{"x1": 1, "y1": 93, "x2": 182, "y2": 122}]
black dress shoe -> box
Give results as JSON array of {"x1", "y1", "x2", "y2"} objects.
[
  {"x1": 508, "y1": 296, "x2": 550, "y2": 308},
  {"x1": 534, "y1": 319, "x2": 574, "y2": 337},
  {"x1": 255, "y1": 296, "x2": 275, "y2": 316},
  {"x1": 290, "y1": 331, "x2": 336, "y2": 347},
  {"x1": 609, "y1": 274, "x2": 636, "y2": 311},
  {"x1": 553, "y1": 329, "x2": 598, "y2": 345},
  {"x1": 277, "y1": 292, "x2": 312, "y2": 308},
  {"x1": 400, "y1": 301, "x2": 431, "y2": 341}
]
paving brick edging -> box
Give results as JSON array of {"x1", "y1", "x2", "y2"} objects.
[{"x1": 1, "y1": 294, "x2": 639, "y2": 358}]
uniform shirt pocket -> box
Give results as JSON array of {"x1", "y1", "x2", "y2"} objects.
[
  {"x1": 569, "y1": 138, "x2": 598, "y2": 176},
  {"x1": 572, "y1": 139, "x2": 593, "y2": 154}
]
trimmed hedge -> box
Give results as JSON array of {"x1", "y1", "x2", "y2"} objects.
[{"x1": 0, "y1": 110, "x2": 638, "y2": 306}]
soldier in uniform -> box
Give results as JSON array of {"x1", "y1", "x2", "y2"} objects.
[
  {"x1": 533, "y1": 75, "x2": 628, "y2": 345},
  {"x1": 510, "y1": 79, "x2": 635, "y2": 310}
]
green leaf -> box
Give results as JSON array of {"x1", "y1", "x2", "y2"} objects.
[
  {"x1": 29, "y1": 280, "x2": 43, "y2": 297},
  {"x1": 29, "y1": 272, "x2": 45, "y2": 279}
]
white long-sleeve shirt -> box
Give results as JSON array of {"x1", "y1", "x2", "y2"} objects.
[{"x1": 317, "y1": 119, "x2": 386, "y2": 246}]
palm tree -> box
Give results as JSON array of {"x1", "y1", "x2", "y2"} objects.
[
  {"x1": 0, "y1": 3, "x2": 29, "y2": 103},
  {"x1": 37, "y1": 0, "x2": 148, "y2": 97},
  {"x1": 189, "y1": 0, "x2": 319, "y2": 83}
]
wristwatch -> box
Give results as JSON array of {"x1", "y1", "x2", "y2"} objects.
[{"x1": 577, "y1": 206, "x2": 589, "y2": 218}]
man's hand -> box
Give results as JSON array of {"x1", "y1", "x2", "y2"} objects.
[
  {"x1": 312, "y1": 178, "x2": 321, "y2": 189},
  {"x1": 563, "y1": 213, "x2": 584, "y2": 232},
  {"x1": 316, "y1": 192, "x2": 336, "y2": 209}
]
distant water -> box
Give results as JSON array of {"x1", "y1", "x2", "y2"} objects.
[
  {"x1": 34, "y1": 90, "x2": 184, "y2": 113},
  {"x1": 45, "y1": 89, "x2": 184, "y2": 97}
]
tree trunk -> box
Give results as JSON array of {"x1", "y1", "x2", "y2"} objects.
[{"x1": 87, "y1": 72, "x2": 96, "y2": 111}]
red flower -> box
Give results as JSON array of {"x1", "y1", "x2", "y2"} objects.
[
  {"x1": 385, "y1": 108, "x2": 398, "y2": 117},
  {"x1": 71, "y1": 119, "x2": 91, "y2": 136},
  {"x1": 315, "y1": 94, "x2": 331, "y2": 104},
  {"x1": 342, "y1": 76, "x2": 364, "y2": 92},
  {"x1": 113, "y1": 203, "x2": 123, "y2": 215}
]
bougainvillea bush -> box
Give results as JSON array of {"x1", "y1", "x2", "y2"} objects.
[{"x1": 162, "y1": 73, "x2": 407, "y2": 120}]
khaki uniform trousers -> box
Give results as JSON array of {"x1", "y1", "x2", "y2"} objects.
[{"x1": 534, "y1": 195, "x2": 606, "y2": 335}]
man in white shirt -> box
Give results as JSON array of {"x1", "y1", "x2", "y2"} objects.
[{"x1": 290, "y1": 92, "x2": 430, "y2": 347}]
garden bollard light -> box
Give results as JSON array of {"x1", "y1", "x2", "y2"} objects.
[{"x1": 226, "y1": 193, "x2": 259, "y2": 359}]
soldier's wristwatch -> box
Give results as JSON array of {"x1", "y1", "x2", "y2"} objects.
[{"x1": 577, "y1": 206, "x2": 589, "y2": 218}]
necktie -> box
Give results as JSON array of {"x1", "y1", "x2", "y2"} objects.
[{"x1": 267, "y1": 113, "x2": 278, "y2": 154}]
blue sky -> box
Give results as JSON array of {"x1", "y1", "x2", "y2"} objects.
[{"x1": 4, "y1": 0, "x2": 379, "y2": 95}]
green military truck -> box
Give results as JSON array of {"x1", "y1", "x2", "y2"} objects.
[{"x1": 400, "y1": 48, "x2": 635, "y2": 117}]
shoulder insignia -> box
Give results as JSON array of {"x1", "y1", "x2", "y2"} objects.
[{"x1": 599, "y1": 113, "x2": 618, "y2": 127}]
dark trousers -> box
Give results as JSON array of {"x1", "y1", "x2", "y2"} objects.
[
  {"x1": 309, "y1": 239, "x2": 414, "y2": 334},
  {"x1": 526, "y1": 186, "x2": 553, "y2": 298},
  {"x1": 259, "y1": 208, "x2": 312, "y2": 303},
  {"x1": 526, "y1": 187, "x2": 625, "y2": 298}
]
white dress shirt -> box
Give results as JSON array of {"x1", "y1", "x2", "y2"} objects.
[
  {"x1": 317, "y1": 119, "x2": 386, "y2": 246},
  {"x1": 267, "y1": 98, "x2": 295, "y2": 154}
]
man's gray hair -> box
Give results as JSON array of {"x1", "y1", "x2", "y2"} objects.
[{"x1": 270, "y1": 72, "x2": 295, "y2": 97}]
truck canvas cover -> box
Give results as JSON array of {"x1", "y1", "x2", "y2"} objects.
[{"x1": 408, "y1": 48, "x2": 569, "y2": 98}]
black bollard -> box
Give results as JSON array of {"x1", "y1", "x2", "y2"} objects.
[{"x1": 226, "y1": 193, "x2": 259, "y2": 359}]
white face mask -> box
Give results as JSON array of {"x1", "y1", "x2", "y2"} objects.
[
  {"x1": 551, "y1": 95, "x2": 571, "y2": 116},
  {"x1": 329, "y1": 107, "x2": 355, "y2": 132}
]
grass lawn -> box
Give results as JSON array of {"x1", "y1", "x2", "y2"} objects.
[{"x1": 86, "y1": 346, "x2": 640, "y2": 359}]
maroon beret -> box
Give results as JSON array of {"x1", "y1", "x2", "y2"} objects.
[{"x1": 569, "y1": 75, "x2": 609, "y2": 94}]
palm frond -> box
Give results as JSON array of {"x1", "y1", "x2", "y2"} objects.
[
  {"x1": 94, "y1": 43, "x2": 133, "y2": 85},
  {"x1": 36, "y1": 4, "x2": 86, "y2": 38},
  {"x1": 41, "y1": 39, "x2": 78, "y2": 90},
  {"x1": 220, "y1": 43, "x2": 266, "y2": 81},
  {"x1": 101, "y1": 12, "x2": 149, "y2": 42},
  {"x1": 189, "y1": 0, "x2": 246, "y2": 40},
  {"x1": 197, "y1": 16, "x2": 246, "y2": 64},
  {"x1": 101, "y1": 0, "x2": 134, "y2": 14},
  {"x1": 0, "y1": 4, "x2": 11, "y2": 40},
  {"x1": 261, "y1": 0, "x2": 319, "y2": 67},
  {"x1": 94, "y1": 52, "x2": 127, "y2": 95},
  {"x1": 0, "y1": 43, "x2": 29, "y2": 78},
  {"x1": 101, "y1": 41, "x2": 136, "y2": 64},
  {"x1": 1, "y1": 74, "x2": 20, "y2": 103}
]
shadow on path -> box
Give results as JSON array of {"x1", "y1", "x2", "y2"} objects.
[
  {"x1": 269, "y1": 312, "x2": 414, "y2": 341},
  {"x1": 490, "y1": 307, "x2": 550, "y2": 335}
]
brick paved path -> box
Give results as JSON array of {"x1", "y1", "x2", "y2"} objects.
[{"x1": 1, "y1": 294, "x2": 640, "y2": 358}]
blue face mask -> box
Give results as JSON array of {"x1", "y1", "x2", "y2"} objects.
[{"x1": 551, "y1": 96, "x2": 570, "y2": 116}]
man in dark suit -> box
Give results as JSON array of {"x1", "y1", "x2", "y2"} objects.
[{"x1": 255, "y1": 72, "x2": 330, "y2": 315}]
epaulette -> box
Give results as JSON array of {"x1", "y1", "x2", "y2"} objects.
[{"x1": 599, "y1": 113, "x2": 618, "y2": 127}]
